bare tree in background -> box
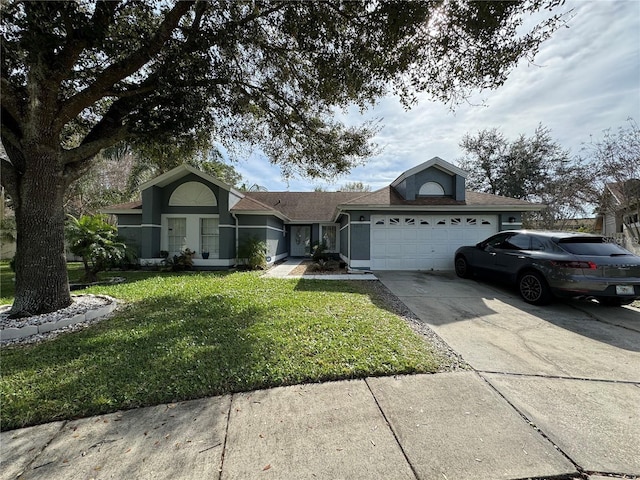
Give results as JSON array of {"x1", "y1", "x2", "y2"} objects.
[{"x1": 586, "y1": 119, "x2": 640, "y2": 246}]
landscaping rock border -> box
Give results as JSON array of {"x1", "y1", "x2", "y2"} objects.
[{"x1": 0, "y1": 294, "x2": 117, "y2": 345}]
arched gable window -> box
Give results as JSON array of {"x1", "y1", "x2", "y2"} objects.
[
  {"x1": 419, "y1": 181, "x2": 445, "y2": 196},
  {"x1": 169, "y1": 182, "x2": 217, "y2": 206}
]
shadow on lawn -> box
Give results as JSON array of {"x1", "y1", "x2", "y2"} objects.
[
  {"x1": 1, "y1": 291, "x2": 276, "y2": 430},
  {"x1": 292, "y1": 277, "x2": 430, "y2": 324}
]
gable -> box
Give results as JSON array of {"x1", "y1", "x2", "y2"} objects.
[{"x1": 391, "y1": 157, "x2": 466, "y2": 201}]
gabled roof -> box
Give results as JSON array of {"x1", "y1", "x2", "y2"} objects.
[
  {"x1": 239, "y1": 191, "x2": 365, "y2": 222},
  {"x1": 138, "y1": 164, "x2": 244, "y2": 198},
  {"x1": 103, "y1": 159, "x2": 543, "y2": 221},
  {"x1": 337, "y1": 186, "x2": 540, "y2": 212},
  {"x1": 605, "y1": 180, "x2": 640, "y2": 207},
  {"x1": 102, "y1": 200, "x2": 142, "y2": 215},
  {"x1": 391, "y1": 156, "x2": 467, "y2": 187},
  {"x1": 230, "y1": 195, "x2": 291, "y2": 221}
]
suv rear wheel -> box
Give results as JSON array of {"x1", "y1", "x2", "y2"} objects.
[{"x1": 518, "y1": 271, "x2": 552, "y2": 305}]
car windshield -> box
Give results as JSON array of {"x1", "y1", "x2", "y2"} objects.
[{"x1": 558, "y1": 238, "x2": 632, "y2": 256}]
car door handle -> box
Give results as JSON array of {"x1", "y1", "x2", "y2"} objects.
[{"x1": 489, "y1": 252, "x2": 496, "y2": 256}]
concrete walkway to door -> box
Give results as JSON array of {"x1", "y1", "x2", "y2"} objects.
[
  {"x1": 376, "y1": 270, "x2": 640, "y2": 478},
  {"x1": 263, "y1": 258, "x2": 377, "y2": 280}
]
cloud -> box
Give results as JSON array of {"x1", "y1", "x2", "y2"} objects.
[{"x1": 241, "y1": 0, "x2": 640, "y2": 192}]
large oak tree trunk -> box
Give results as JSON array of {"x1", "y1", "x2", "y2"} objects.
[{"x1": 9, "y1": 147, "x2": 72, "y2": 317}]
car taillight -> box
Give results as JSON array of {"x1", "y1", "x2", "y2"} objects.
[{"x1": 550, "y1": 260, "x2": 597, "y2": 270}]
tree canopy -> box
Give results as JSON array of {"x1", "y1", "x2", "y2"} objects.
[
  {"x1": 340, "y1": 181, "x2": 372, "y2": 192},
  {"x1": 1, "y1": 0, "x2": 567, "y2": 316},
  {"x1": 458, "y1": 125, "x2": 595, "y2": 228}
]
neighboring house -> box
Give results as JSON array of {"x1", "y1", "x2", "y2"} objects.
[
  {"x1": 595, "y1": 180, "x2": 640, "y2": 254},
  {"x1": 103, "y1": 157, "x2": 543, "y2": 271}
]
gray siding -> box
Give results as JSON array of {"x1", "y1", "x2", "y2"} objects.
[
  {"x1": 339, "y1": 216, "x2": 349, "y2": 257},
  {"x1": 237, "y1": 215, "x2": 287, "y2": 260},
  {"x1": 117, "y1": 226, "x2": 141, "y2": 256},
  {"x1": 141, "y1": 186, "x2": 162, "y2": 258},
  {"x1": 115, "y1": 214, "x2": 143, "y2": 257},
  {"x1": 351, "y1": 224, "x2": 370, "y2": 260},
  {"x1": 396, "y1": 167, "x2": 466, "y2": 202}
]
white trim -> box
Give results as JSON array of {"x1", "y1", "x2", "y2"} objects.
[
  {"x1": 141, "y1": 223, "x2": 162, "y2": 228},
  {"x1": 161, "y1": 213, "x2": 220, "y2": 256},
  {"x1": 141, "y1": 258, "x2": 235, "y2": 267},
  {"x1": 349, "y1": 260, "x2": 371, "y2": 269},
  {"x1": 419, "y1": 181, "x2": 445, "y2": 196},
  {"x1": 169, "y1": 181, "x2": 217, "y2": 206},
  {"x1": 350, "y1": 220, "x2": 370, "y2": 225},
  {"x1": 340, "y1": 223, "x2": 349, "y2": 232},
  {"x1": 270, "y1": 252, "x2": 289, "y2": 264},
  {"x1": 103, "y1": 209, "x2": 141, "y2": 215},
  {"x1": 231, "y1": 209, "x2": 290, "y2": 222},
  {"x1": 339, "y1": 204, "x2": 543, "y2": 212},
  {"x1": 238, "y1": 225, "x2": 286, "y2": 233},
  {"x1": 502, "y1": 222, "x2": 523, "y2": 227}
]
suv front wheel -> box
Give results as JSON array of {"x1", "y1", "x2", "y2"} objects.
[{"x1": 518, "y1": 271, "x2": 552, "y2": 305}]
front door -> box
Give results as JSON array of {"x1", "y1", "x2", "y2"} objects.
[{"x1": 291, "y1": 226, "x2": 311, "y2": 256}]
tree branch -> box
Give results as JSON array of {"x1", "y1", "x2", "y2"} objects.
[
  {"x1": 53, "y1": 1, "x2": 121, "y2": 79},
  {"x1": 0, "y1": 78, "x2": 24, "y2": 123},
  {"x1": 58, "y1": 1, "x2": 194, "y2": 128}
]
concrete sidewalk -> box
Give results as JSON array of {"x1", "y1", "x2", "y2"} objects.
[
  {"x1": 262, "y1": 258, "x2": 378, "y2": 280},
  {"x1": 1, "y1": 372, "x2": 580, "y2": 480}
]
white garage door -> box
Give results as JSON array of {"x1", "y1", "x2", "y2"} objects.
[{"x1": 370, "y1": 214, "x2": 498, "y2": 270}]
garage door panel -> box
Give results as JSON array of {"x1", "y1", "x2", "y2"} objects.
[
  {"x1": 370, "y1": 214, "x2": 498, "y2": 271},
  {"x1": 417, "y1": 229, "x2": 433, "y2": 241},
  {"x1": 372, "y1": 230, "x2": 388, "y2": 243}
]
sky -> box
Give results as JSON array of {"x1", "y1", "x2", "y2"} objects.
[{"x1": 233, "y1": 0, "x2": 640, "y2": 192}]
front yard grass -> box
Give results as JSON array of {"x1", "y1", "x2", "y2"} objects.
[{"x1": 1, "y1": 269, "x2": 442, "y2": 430}]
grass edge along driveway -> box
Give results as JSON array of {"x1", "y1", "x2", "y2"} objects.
[{"x1": 1, "y1": 271, "x2": 442, "y2": 431}]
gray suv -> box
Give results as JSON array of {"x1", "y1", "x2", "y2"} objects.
[{"x1": 454, "y1": 230, "x2": 640, "y2": 306}]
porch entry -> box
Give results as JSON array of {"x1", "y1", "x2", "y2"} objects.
[{"x1": 291, "y1": 226, "x2": 311, "y2": 256}]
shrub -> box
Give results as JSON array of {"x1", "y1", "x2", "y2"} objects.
[
  {"x1": 65, "y1": 214, "x2": 126, "y2": 283},
  {"x1": 312, "y1": 242, "x2": 330, "y2": 262},
  {"x1": 238, "y1": 237, "x2": 267, "y2": 270},
  {"x1": 161, "y1": 248, "x2": 195, "y2": 271}
]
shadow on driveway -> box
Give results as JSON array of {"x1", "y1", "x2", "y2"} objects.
[{"x1": 377, "y1": 270, "x2": 640, "y2": 353}]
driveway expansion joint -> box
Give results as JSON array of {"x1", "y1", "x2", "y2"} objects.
[
  {"x1": 217, "y1": 394, "x2": 234, "y2": 479},
  {"x1": 477, "y1": 370, "x2": 640, "y2": 386},
  {"x1": 363, "y1": 377, "x2": 420, "y2": 480},
  {"x1": 475, "y1": 371, "x2": 584, "y2": 476}
]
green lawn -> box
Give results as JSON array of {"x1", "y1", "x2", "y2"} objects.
[{"x1": 0, "y1": 266, "x2": 441, "y2": 430}]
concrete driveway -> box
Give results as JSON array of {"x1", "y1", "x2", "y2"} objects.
[{"x1": 376, "y1": 271, "x2": 640, "y2": 478}]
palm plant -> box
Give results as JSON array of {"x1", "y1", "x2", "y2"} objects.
[{"x1": 65, "y1": 214, "x2": 126, "y2": 283}]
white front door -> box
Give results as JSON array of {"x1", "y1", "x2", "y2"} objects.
[{"x1": 370, "y1": 214, "x2": 498, "y2": 270}]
